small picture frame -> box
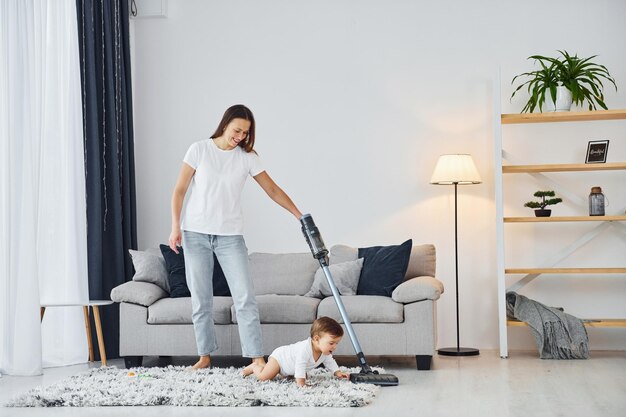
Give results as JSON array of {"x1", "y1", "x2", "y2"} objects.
[{"x1": 585, "y1": 140, "x2": 609, "y2": 164}]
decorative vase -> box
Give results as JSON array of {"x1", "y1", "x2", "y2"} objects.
[
  {"x1": 534, "y1": 209, "x2": 552, "y2": 217},
  {"x1": 542, "y1": 86, "x2": 573, "y2": 112}
]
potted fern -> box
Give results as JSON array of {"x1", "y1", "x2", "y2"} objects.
[
  {"x1": 511, "y1": 50, "x2": 617, "y2": 113},
  {"x1": 524, "y1": 191, "x2": 563, "y2": 217}
]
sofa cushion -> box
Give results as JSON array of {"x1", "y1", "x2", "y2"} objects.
[
  {"x1": 231, "y1": 295, "x2": 320, "y2": 324},
  {"x1": 110, "y1": 281, "x2": 168, "y2": 307},
  {"x1": 305, "y1": 258, "x2": 364, "y2": 298},
  {"x1": 391, "y1": 276, "x2": 444, "y2": 303},
  {"x1": 317, "y1": 295, "x2": 404, "y2": 323},
  {"x1": 329, "y1": 244, "x2": 358, "y2": 265},
  {"x1": 357, "y1": 239, "x2": 412, "y2": 296},
  {"x1": 147, "y1": 296, "x2": 232, "y2": 325},
  {"x1": 248, "y1": 253, "x2": 319, "y2": 295},
  {"x1": 129, "y1": 248, "x2": 170, "y2": 293},
  {"x1": 405, "y1": 244, "x2": 436, "y2": 280}
]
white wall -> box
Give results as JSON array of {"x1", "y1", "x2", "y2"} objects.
[{"x1": 130, "y1": 0, "x2": 626, "y2": 351}]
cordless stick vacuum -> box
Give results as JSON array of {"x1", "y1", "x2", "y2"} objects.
[{"x1": 300, "y1": 214, "x2": 399, "y2": 386}]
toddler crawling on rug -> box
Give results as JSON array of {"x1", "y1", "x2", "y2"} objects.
[{"x1": 242, "y1": 316, "x2": 349, "y2": 387}]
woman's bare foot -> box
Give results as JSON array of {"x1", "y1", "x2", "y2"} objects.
[{"x1": 191, "y1": 355, "x2": 211, "y2": 370}]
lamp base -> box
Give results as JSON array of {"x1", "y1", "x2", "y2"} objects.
[{"x1": 437, "y1": 347, "x2": 480, "y2": 356}]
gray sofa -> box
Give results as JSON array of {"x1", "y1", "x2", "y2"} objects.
[{"x1": 111, "y1": 243, "x2": 443, "y2": 370}]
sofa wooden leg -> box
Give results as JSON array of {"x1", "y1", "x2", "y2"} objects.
[
  {"x1": 124, "y1": 356, "x2": 143, "y2": 368},
  {"x1": 416, "y1": 355, "x2": 432, "y2": 370}
]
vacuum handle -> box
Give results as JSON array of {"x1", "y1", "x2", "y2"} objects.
[
  {"x1": 300, "y1": 214, "x2": 329, "y2": 261},
  {"x1": 319, "y1": 264, "x2": 371, "y2": 373},
  {"x1": 299, "y1": 214, "x2": 374, "y2": 375}
]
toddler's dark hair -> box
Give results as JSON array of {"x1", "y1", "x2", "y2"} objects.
[{"x1": 311, "y1": 316, "x2": 344, "y2": 338}]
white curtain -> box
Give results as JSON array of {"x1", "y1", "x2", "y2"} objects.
[{"x1": 0, "y1": 0, "x2": 89, "y2": 376}]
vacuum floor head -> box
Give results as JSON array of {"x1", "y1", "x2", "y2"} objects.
[{"x1": 350, "y1": 372, "x2": 399, "y2": 386}]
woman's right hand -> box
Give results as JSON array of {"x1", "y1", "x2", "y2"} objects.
[
  {"x1": 169, "y1": 229, "x2": 182, "y2": 254},
  {"x1": 169, "y1": 163, "x2": 195, "y2": 255}
]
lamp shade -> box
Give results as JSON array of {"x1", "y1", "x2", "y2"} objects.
[{"x1": 430, "y1": 154, "x2": 482, "y2": 185}]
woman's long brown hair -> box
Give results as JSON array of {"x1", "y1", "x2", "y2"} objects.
[{"x1": 210, "y1": 104, "x2": 256, "y2": 153}]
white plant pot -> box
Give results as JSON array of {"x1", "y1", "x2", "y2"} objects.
[{"x1": 543, "y1": 86, "x2": 573, "y2": 112}]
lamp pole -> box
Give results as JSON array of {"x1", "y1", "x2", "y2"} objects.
[
  {"x1": 437, "y1": 181, "x2": 479, "y2": 357},
  {"x1": 454, "y1": 182, "x2": 460, "y2": 352}
]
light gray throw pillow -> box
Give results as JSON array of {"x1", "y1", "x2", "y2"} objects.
[
  {"x1": 110, "y1": 281, "x2": 168, "y2": 307},
  {"x1": 329, "y1": 244, "x2": 358, "y2": 265},
  {"x1": 391, "y1": 276, "x2": 444, "y2": 303},
  {"x1": 129, "y1": 249, "x2": 170, "y2": 293},
  {"x1": 305, "y1": 258, "x2": 364, "y2": 298}
]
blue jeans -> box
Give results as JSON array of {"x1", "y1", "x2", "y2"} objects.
[{"x1": 182, "y1": 231, "x2": 263, "y2": 357}]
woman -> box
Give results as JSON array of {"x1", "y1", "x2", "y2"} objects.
[{"x1": 168, "y1": 104, "x2": 302, "y2": 370}]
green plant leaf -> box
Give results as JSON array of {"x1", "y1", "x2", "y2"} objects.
[{"x1": 511, "y1": 50, "x2": 617, "y2": 113}]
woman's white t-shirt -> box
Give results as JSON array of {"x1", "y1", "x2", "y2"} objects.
[
  {"x1": 269, "y1": 337, "x2": 339, "y2": 379},
  {"x1": 181, "y1": 139, "x2": 264, "y2": 235}
]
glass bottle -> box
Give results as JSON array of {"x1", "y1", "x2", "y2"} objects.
[{"x1": 589, "y1": 186, "x2": 605, "y2": 216}]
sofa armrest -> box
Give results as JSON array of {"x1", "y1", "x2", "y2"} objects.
[
  {"x1": 391, "y1": 276, "x2": 444, "y2": 303},
  {"x1": 110, "y1": 281, "x2": 168, "y2": 307}
]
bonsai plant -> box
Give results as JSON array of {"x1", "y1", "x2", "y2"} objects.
[
  {"x1": 511, "y1": 50, "x2": 617, "y2": 113},
  {"x1": 524, "y1": 191, "x2": 563, "y2": 217}
]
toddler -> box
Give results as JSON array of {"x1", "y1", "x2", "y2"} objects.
[{"x1": 242, "y1": 316, "x2": 349, "y2": 387}]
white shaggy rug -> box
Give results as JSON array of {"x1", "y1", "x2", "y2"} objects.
[{"x1": 5, "y1": 365, "x2": 381, "y2": 407}]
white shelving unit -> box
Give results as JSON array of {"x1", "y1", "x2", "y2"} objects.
[{"x1": 493, "y1": 81, "x2": 626, "y2": 358}]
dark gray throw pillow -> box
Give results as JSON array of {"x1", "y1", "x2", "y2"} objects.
[
  {"x1": 159, "y1": 244, "x2": 231, "y2": 298},
  {"x1": 357, "y1": 239, "x2": 412, "y2": 297}
]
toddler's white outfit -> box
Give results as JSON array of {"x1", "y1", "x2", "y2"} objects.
[{"x1": 270, "y1": 337, "x2": 339, "y2": 379}]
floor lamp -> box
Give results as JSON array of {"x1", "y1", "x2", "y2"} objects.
[{"x1": 430, "y1": 154, "x2": 481, "y2": 357}]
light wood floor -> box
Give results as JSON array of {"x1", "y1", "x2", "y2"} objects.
[{"x1": 1, "y1": 350, "x2": 625, "y2": 416}]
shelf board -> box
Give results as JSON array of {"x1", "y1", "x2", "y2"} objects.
[
  {"x1": 503, "y1": 162, "x2": 626, "y2": 173},
  {"x1": 501, "y1": 109, "x2": 626, "y2": 124},
  {"x1": 508, "y1": 319, "x2": 626, "y2": 328},
  {"x1": 504, "y1": 215, "x2": 626, "y2": 223},
  {"x1": 505, "y1": 268, "x2": 626, "y2": 274}
]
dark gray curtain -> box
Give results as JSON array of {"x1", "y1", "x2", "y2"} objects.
[{"x1": 76, "y1": 0, "x2": 137, "y2": 360}]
